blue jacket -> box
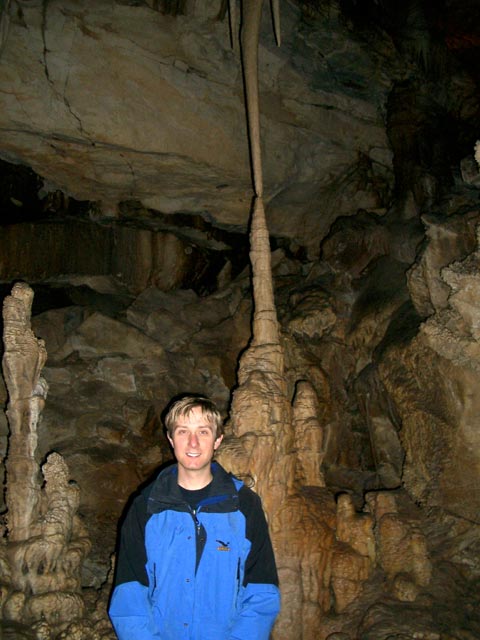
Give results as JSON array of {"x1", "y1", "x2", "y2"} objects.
[{"x1": 109, "y1": 462, "x2": 280, "y2": 639}]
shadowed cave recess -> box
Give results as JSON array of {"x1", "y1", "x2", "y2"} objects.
[{"x1": 1, "y1": 0, "x2": 480, "y2": 638}]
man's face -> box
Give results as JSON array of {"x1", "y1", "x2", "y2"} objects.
[{"x1": 168, "y1": 406, "x2": 223, "y2": 477}]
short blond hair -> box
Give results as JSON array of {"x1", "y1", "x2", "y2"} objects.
[{"x1": 164, "y1": 396, "x2": 224, "y2": 439}]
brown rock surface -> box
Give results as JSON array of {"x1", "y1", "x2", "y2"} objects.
[
  {"x1": 1, "y1": 283, "x2": 97, "y2": 637},
  {"x1": 379, "y1": 231, "x2": 480, "y2": 523},
  {"x1": 0, "y1": 0, "x2": 394, "y2": 255},
  {"x1": 1, "y1": 1, "x2": 480, "y2": 639}
]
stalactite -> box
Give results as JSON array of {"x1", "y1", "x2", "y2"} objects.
[
  {"x1": 240, "y1": 0, "x2": 278, "y2": 352},
  {"x1": 218, "y1": 0, "x2": 292, "y2": 522},
  {"x1": 217, "y1": 5, "x2": 424, "y2": 637}
]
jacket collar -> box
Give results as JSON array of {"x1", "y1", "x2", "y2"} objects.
[{"x1": 147, "y1": 462, "x2": 241, "y2": 515}]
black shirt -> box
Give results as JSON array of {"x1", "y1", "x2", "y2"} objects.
[{"x1": 179, "y1": 480, "x2": 213, "y2": 511}]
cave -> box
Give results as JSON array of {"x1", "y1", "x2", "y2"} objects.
[{"x1": 1, "y1": 1, "x2": 480, "y2": 639}]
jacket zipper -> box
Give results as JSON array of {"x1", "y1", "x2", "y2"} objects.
[
  {"x1": 190, "y1": 507, "x2": 207, "y2": 573},
  {"x1": 152, "y1": 562, "x2": 157, "y2": 598},
  {"x1": 192, "y1": 507, "x2": 201, "y2": 533}
]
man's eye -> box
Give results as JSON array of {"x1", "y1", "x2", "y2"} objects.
[{"x1": 200, "y1": 430, "x2": 210, "y2": 436}]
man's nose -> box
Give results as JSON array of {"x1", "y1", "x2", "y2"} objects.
[{"x1": 189, "y1": 432, "x2": 199, "y2": 447}]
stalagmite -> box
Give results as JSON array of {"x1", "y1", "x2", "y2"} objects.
[
  {"x1": 330, "y1": 494, "x2": 375, "y2": 613},
  {"x1": 217, "y1": 4, "x2": 323, "y2": 637},
  {"x1": 292, "y1": 381, "x2": 327, "y2": 488},
  {"x1": 217, "y1": 3, "x2": 359, "y2": 636},
  {"x1": 1, "y1": 282, "x2": 93, "y2": 637},
  {"x1": 3, "y1": 281, "x2": 47, "y2": 543},
  {"x1": 218, "y1": 0, "x2": 292, "y2": 519}
]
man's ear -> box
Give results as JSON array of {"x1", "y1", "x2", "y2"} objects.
[
  {"x1": 213, "y1": 434, "x2": 223, "y2": 450},
  {"x1": 167, "y1": 433, "x2": 174, "y2": 448}
]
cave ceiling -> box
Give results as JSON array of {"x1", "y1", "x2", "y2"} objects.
[
  {"x1": 0, "y1": 0, "x2": 479, "y2": 303},
  {"x1": 1, "y1": 5, "x2": 480, "y2": 636}
]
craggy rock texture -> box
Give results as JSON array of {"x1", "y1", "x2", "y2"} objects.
[
  {"x1": 380, "y1": 227, "x2": 480, "y2": 524},
  {"x1": 1, "y1": 0, "x2": 480, "y2": 639},
  {"x1": 2, "y1": 209, "x2": 480, "y2": 638},
  {"x1": 0, "y1": 0, "x2": 395, "y2": 256},
  {"x1": 1, "y1": 283, "x2": 108, "y2": 639},
  {"x1": 3, "y1": 283, "x2": 47, "y2": 543}
]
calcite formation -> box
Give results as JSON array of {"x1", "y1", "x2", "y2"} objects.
[
  {"x1": 292, "y1": 380, "x2": 327, "y2": 488},
  {"x1": 368, "y1": 492, "x2": 431, "y2": 600},
  {"x1": 380, "y1": 226, "x2": 480, "y2": 524},
  {"x1": 1, "y1": 283, "x2": 95, "y2": 638},
  {"x1": 215, "y1": 3, "x2": 435, "y2": 638},
  {"x1": 1, "y1": 2, "x2": 479, "y2": 639},
  {"x1": 3, "y1": 282, "x2": 47, "y2": 543}
]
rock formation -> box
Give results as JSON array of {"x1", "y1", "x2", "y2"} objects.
[
  {"x1": 0, "y1": 1, "x2": 480, "y2": 639},
  {"x1": 217, "y1": 0, "x2": 291, "y2": 516},
  {"x1": 0, "y1": 0, "x2": 394, "y2": 257},
  {"x1": 0, "y1": 283, "x2": 106, "y2": 639},
  {"x1": 379, "y1": 223, "x2": 480, "y2": 523},
  {"x1": 219, "y1": 3, "x2": 435, "y2": 638}
]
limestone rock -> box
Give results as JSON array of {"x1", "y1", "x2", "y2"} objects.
[
  {"x1": 61, "y1": 311, "x2": 164, "y2": 359},
  {"x1": 331, "y1": 494, "x2": 375, "y2": 612},
  {"x1": 0, "y1": 0, "x2": 393, "y2": 254},
  {"x1": 371, "y1": 493, "x2": 432, "y2": 597},
  {"x1": 0, "y1": 214, "x2": 236, "y2": 299},
  {"x1": 359, "y1": 602, "x2": 440, "y2": 640},
  {"x1": 354, "y1": 365, "x2": 404, "y2": 489},
  {"x1": 292, "y1": 380, "x2": 326, "y2": 487},
  {"x1": 287, "y1": 290, "x2": 337, "y2": 341},
  {"x1": 379, "y1": 226, "x2": 480, "y2": 523},
  {"x1": 460, "y1": 154, "x2": 480, "y2": 187},
  {"x1": 331, "y1": 543, "x2": 372, "y2": 613},
  {"x1": 336, "y1": 494, "x2": 375, "y2": 563},
  {"x1": 272, "y1": 491, "x2": 337, "y2": 638},
  {"x1": 407, "y1": 211, "x2": 479, "y2": 317},
  {"x1": 2, "y1": 283, "x2": 92, "y2": 635},
  {"x1": 0, "y1": 375, "x2": 8, "y2": 511}
]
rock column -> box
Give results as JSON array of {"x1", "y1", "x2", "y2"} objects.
[{"x1": 3, "y1": 281, "x2": 47, "y2": 543}]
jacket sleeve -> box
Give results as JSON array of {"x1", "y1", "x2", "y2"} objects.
[
  {"x1": 108, "y1": 492, "x2": 156, "y2": 640},
  {"x1": 230, "y1": 488, "x2": 281, "y2": 639}
]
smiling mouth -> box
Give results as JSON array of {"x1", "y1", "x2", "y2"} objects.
[{"x1": 186, "y1": 453, "x2": 201, "y2": 457}]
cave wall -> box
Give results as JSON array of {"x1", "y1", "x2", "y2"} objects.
[
  {"x1": 1, "y1": 0, "x2": 480, "y2": 639},
  {"x1": 2, "y1": 202, "x2": 480, "y2": 639}
]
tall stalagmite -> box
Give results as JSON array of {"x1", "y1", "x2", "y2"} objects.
[
  {"x1": 218, "y1": 0, "x2": 292, "y2": 519},
  {"x1": 217, "y1": 4, "x2": 296, "y2": 636},
  {"x1": 1, "y1": 282, "x2": 92, "y2": 637},
  {"x1": 3, "y1": 281, "x2": 47, "y2": 543},
  {"x1": 218, "y1": 5, "x2": 432, "y2": 638}
]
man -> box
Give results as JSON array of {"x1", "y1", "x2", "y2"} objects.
[{"x1": 109, "y1": 395, "x2": 280, "y2": 639}]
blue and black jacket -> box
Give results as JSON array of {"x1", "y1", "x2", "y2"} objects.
[{"x1": 109, "y1": 462, "x2": 280, "y2": 639}]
